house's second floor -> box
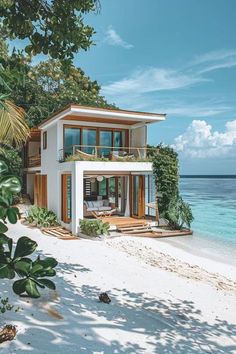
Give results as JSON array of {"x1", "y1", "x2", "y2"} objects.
[{"x1": 24, "y1": 104, "x2": 166, "y2": 169}]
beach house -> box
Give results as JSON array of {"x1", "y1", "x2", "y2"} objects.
[{"x1": 23, "y1": 104, "x2": 166, "y2": 234}]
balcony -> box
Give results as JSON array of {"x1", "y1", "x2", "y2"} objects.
[
  {"x1": 59, "y1": 145, "x2": 158, "y2": 163},
  {"x1": 27, "y1": 155, "x2": 41, "y2": 168}
]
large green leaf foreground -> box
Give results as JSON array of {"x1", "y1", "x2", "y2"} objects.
[
  {"x1": 0, "y1": 236, "x2": 57, "y2": 298},
  {"x1": 0, "y1": 159, "x2": 57, "y2": 298}
]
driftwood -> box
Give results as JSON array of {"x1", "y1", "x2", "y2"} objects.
[{"x1": 0, "y1": 325, "x2": 17, "y2": 344}]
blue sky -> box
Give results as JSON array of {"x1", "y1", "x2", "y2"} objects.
[
  {"x1": 75, "y1": 0, "x2": 236, "y2": 174},
  {"x1": 12, "y1": 0, "x2": 236, "y2": 174}
]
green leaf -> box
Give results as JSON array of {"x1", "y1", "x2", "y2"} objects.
[
  {"x1": 13, "y1": 279, "x2": 27, "y2": 295},
  {"x1": 14, "y1": 259, "x2": 32, "y2": 276},
  {"x1": 37, "y1": 278, "x2": 56, "y2": 290},
  {"x1": 0, "y1": 160, "x2": 8, "y2": 174},
  {"x1": 0, "y1": 263, "x2": 15, "y2": 279},
  {"x1": 7, "y1": 207, "x2": 18, "y2": 224},
  {"x1": 14, "y1": 236, "x2": 37, "y2": 258},
  {"x1": 0, "y1": 176, "x2": 21, "y2": 193},
  {"x1": 38, "y1": 257, "x2": 58, "y2": 269},
  {"x1": 30, "y1": 263, "x2": 44, "y2": 275},
  {"x1": 25, "y1": 279, "x2": 40, "y2": 298},
  {"x1": 0, "y1": 222, "x2": 8, "y2": 233},
  {"x1": 0, "y1": 207, "x2": 6, "y2": 219}
]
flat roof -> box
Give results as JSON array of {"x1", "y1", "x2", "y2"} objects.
[{"x1": 38, "y1": 104, "x2": 166, "y2": 129}]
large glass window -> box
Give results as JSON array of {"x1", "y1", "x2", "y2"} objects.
[
  {"x1": 64, "y1": 127, "x2": 80, "y2": 156},
  {"x1": 82, "y1": 129, "x2": 96, "y2": 154},
  {"x1": 99, "y1": 130, "x2": 112, "y2": 157}
]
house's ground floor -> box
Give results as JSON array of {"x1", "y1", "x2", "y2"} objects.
[{"x1": 24, "y1": 161, "x2": 157, "y2": 235}]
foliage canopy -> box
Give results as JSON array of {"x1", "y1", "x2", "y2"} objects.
[
  {"x1": 1, "y1": 48, "x2": 115, "y2": 127},
  {"x1": 0, "y1": 0, "x2": 100, "y2": 64}
]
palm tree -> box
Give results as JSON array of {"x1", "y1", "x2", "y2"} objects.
[{"x1": 0, "y1": 95, "x2": 30, "y2": 148}]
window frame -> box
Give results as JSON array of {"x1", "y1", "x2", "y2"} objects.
[{"x1": 43, "y1": 131, "x2": 47, "y2": 150}]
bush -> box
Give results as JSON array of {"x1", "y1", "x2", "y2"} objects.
[
  {"x1": 0, "y1": 147, "x2": 22, "y2": 179},
  {"x1": 79, "y1": 219, "x2": 110, "y2": 237},
  {"x1": 26, "y1": 206, "x2": 59, "y2": 228},
  {"x1": 166, "y1": 195, "x2": 194, "y2": 230}
]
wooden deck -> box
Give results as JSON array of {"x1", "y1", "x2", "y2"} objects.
[{"x1": 100, "y1": 216, "x2": 148, "y2": 228}]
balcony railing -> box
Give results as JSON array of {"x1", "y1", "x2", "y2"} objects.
[
  {"x1": 27, "y1": 155, "x2": 41, "y2": 167},
  {"x1": 59, "y1": 145, "x2": 158, "y2": 162}
]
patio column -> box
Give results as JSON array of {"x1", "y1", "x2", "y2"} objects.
[
  {"x1": 72, "y1": 163, "x2": 84, "y2": 235},
  {"x1": 124, "y1": 176, "x2": 130, "y2": 216}
]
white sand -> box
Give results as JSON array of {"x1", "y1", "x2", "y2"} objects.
[{"x1": 0, "y1": 221, "x2": 236, "y2": 354}]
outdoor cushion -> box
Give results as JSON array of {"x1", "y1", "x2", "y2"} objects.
[
  {"x1": 87, "y1": 201, "x2": 94, "y2": 208},
  {"x1": 103, "y1": 200, "x2": 109, "y2": 207},
  {"x1": 87, "y1": 207, "x2": 98, "y2": 211},
  {"x1": 98, "y1": 206, "x2": 112, "y2": 211}
]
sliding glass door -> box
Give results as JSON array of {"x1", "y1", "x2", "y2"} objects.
[
  {"x1": 82, "y1": 129, "x2": 96, "y2": 154},
  {"x1": 64, "y1": 127, "x2": 80, "y2": 156},
  {"x1": 99, "y1": 130, "x2": 112, "y2": 157}
]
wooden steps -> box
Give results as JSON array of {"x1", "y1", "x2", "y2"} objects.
[
  {"x1": 41, "y1": 227, "x2": 78, "y2": 240},
  {"x1": 117, "y1": 223, "x2": 152, "y2": 234}
]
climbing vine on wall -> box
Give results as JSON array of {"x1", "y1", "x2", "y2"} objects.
[{"x1": 152, "y1": 144, "x2": 193, "y2": 229}]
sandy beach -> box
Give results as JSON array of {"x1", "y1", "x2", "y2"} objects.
[{"x1": 0, "y1": 221, "x2": 236, "y2": 354}]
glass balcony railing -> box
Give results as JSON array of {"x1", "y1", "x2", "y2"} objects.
[{"x1": 58, "y1": 145, "x2": 159, "y2": 162}]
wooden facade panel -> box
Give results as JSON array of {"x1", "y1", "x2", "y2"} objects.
[
  {"x1": 34, "y1": 174, "x2": 47, "y2": 208},
  {"x1": 61, "y1": 174, "x2": 72, "y2": 223}
]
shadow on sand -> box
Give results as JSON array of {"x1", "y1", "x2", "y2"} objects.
[{"x1": 0, "y1": 258, "x2": 235, "y2": 354}]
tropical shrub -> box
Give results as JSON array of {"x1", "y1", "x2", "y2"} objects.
[
  {"x1": 0, "y1": 159, "x2": 57, "y2": 298},
  {"x1": 166, "y1": 195, "x2": 194, "y2": 230},
  {"x1": 26, "y1": 206, "x2": 59, "y2": 228},
  {"x1": 0, "y1": 148, "x2": 22, "y2": 179},
  {"x1": 79, "y1": 219, "x2": 110, "y2": 237}
]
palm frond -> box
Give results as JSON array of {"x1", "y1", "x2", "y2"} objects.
[{"x1": 0, "y1": 100, "x2": 30, "y2": 148}]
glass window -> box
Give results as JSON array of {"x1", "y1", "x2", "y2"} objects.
[
  {"x1": 114, "y1": 131, "x2": 122, "y2": 152},
  {"x1": 99, "y1": 130, "x2": 112, "y2": 157},
  {"x1": 82, "y1": 129, "x2": 96, "y2": 154},
  {"x1": 43, "y1": 131, "x2": 47, "y2": 149},
  {"x1": 64, "y1": 127, "x2": 80, "y2": 155},
  {"x1": 98, "y1": 178, "x2": 107, "y2": 196}
]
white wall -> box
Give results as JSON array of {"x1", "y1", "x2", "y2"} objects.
[
  {"x1": 130, "y1": 125, "x2": 146, "y2": 149},
  {"x1": 41, "y1": 124, "x2": 59, "y2": 214}
]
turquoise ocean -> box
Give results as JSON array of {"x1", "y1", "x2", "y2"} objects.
[{"x1": 162, "y1": 177, "x2": 236, "y2": 266}]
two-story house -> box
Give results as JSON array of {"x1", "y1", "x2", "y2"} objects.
[{"x1": 23, "y1": 104, "x2": 166, "y2": 234}]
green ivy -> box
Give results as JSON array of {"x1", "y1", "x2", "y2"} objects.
[{"x1": 152, "y1": 144, "x2": 193, "y2": 229}]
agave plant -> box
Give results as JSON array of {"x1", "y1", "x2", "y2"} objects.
[
  {"x1": 26, "y1": 205, "x2": 59, "y2": 228},
  {"x1": 79, "y1": 219, "x2": 110, "y2": 237}
]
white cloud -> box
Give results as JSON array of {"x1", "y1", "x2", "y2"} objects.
[
  {"x1": 101, "y1": 49, "x2": 236, "y2": 118},
  {"x1": 102, "y1": 67, "x2": 206, "y2": 97},
  {"x1": 164, "y1": 103, "x2": 231, "y2": 118},
  {"x1": 192, "y1": 50, "x2": 236, "y2": 74},
  {"x1": 104, "y1": 26, "x2": 133, "y2": 49},
  {"x1": 172, "y1": 119, "x2": 236, "y2": 158}
]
